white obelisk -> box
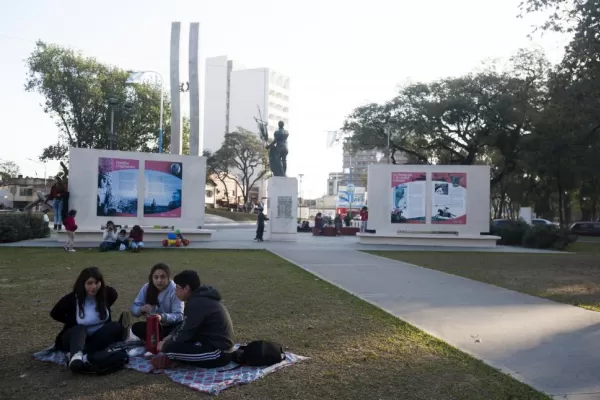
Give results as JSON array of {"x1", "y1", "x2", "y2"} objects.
[
  {"x1": 170, "y1": 22, "x2": 182, "y2": 155},
  {"x1": 189, "y1": 22, "x2": 202, "y2": 156}
]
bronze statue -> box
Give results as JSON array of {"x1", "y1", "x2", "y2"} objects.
[{"x1": 266, "y1": 121, "x2": 289, "y2": 177}]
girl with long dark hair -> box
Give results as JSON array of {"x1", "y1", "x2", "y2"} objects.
[
  {"x1": 50, "y1": 267, "x2": 130, "y2": 372},
  {"x1": 131, "y1": 263, "x2": 184, "y2": 341}
]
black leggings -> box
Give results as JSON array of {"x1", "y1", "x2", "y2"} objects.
[
  {"x1": 131, "y1": 321, "x2": 179, "y2": 342},
  {"x1": 58, "y1": 322, "x2": 122, "y2": 355}
]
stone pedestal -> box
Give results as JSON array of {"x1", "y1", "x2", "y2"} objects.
[{"x1": 266, "y1": 177, "x2": 298, "y2": 241}]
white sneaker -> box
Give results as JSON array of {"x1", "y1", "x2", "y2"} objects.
[
  {"x1": 69, "y1": 351, "x2": 84, "y2": 372},
  {"x1": 69, "y1": 249, "x2": 76, "y2": 252}
]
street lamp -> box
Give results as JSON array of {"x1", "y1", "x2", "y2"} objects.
[
  {"x1": 126, "y1": 70, "x2": 165, "y2": 153},
  {"x1": 298, "y1": 174, "x2": 304, "y2": 220}
]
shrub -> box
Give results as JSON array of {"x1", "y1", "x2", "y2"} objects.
[
  {"x1": 491, "y1": 220, "x2": 530, "y2": 246},
  {"x1": 0, "y1": 213, "x2": 50, "y2": 243},
  {"x1": 522, "y1": 225, "x2": 577, "y2": 250}
]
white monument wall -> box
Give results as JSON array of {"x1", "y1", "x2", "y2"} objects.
[
  {"x1": 266, "y1": 177, "x2": 298, "y2": 241},
  {"x1": 367, "y1": 164, "x2": 491, "y2": 235},
  {"x1": 68, "y1": 148, "x2": 206, "y2": 230}
]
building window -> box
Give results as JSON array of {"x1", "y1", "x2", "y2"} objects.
[
  {"x1": 19, "y1": 188, "x2": 33, "y2": 196},
  {"x1": 206, "y1": 190, "x2": 213, "y2": 198}
]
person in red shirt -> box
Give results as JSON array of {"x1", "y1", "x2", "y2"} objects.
[
  {"x1": 359, "y1": 206, "x2": 368, "y2": 233},
  {"x1": 46, "y1": 177, "x2": 67, "y2": 230},
  {"x1": 63, "y1": 209, "x2": 78, "y2": 252}
]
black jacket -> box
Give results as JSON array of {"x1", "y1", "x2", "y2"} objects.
[
  {"x1": 163, "y1": 285, "x2": 234, "y2": 352},
  {"x1": 50, "y1": 286, "x2": 118, "y2": 348}
]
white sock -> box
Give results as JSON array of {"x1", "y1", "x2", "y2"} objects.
[{"x1": 82, "y1": 354, "x2": 88, "y2": 363}]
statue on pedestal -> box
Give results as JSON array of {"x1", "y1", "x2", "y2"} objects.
[
  {"x1": 266, "y1": 121, "x2": 289, "y2": 177},
  {"x1": 255, "y1": 110, "x2": 289, "y2": 177}
]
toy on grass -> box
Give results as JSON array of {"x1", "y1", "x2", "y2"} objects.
[{"x1": 161, "y1": 229, "x2": 190, "y2": 247}]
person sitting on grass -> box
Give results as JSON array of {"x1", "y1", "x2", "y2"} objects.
[
  {"x1": 50, "y1": 266, "x2": 131, "y2": 373},
  {"x1": 129, "y1": 225, "x2": 144, "y2": 253},
  {"x1": 99, "y1": 221, "x2": 117, "y2": 252},
  {"x1": 116, "y1": 229, "x2": 129, "y2": 251},
  {"x1": 130, "y1": 263, "x2": 184, "y2": 341},
  {"x1": 151, "y1": 270, "x2": 235, "y2": 370}
]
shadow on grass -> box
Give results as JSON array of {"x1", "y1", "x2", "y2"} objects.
[{"x1": 0, "y1": 248, "x2": 548, "y2": 400}]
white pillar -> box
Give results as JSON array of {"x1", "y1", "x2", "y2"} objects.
[
  {"x1": 170, "y1": 22, "x2": 182, "y2": 155},
  {"x1": 189, "y1": 22, "x2": 201, "y2": 156}
]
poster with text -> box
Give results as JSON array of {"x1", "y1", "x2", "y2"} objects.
[
  {"x1": 144, "y1": 161, "x2": 183, "y2": 218},
  {"x1": 431, "y1": 172, "x2": 467, "y2": 224},
  {"x1": 97, "y1": 157, "x2": 139, "y2": 217},
  {"x1": 391, "y1": 172, "x2": 426, "y2": 223}
]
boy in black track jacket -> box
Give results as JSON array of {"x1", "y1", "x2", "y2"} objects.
[{"x1": 153, "y1": 270, "x2": 234, "y2": 369}]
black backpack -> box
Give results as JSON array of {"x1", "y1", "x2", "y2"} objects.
[
  {"x1": 233, "y1": 341, "x2": 286, "y2": 367},
  {"x1": 81, "y1": 350, "x2": 129, "y2": 375}
]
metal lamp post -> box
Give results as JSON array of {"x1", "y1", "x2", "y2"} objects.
[{"x1": 126, "y1": 70, "x2": 165, "y2": 153}]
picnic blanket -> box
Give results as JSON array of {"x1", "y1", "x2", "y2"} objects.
[{"x1": 33, "y1": 341, "x2": 308, "y2": 395}]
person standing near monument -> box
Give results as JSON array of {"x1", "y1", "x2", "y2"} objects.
[
  {"x1": 47, "y1": 177, "x2": 67, "y2": 230},
  {"x1": 254, "y1": 206, "x2": 269, "y2": 242}
]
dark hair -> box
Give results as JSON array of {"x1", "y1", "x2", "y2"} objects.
[
  {"x1": 73, "y1": 267, "x2": 108, "y2": 320},
  {"x1": 145, "y1": 263, "x2": 171, "y2": 306},
  {"x1": 173, "y1": 270, "x2": 200, "y2": 291},
  {"x1": 119, "y1": 229, "x2": 127, "y2": 234},
  {"x1": 68, "y1": 209, "x2": 77, "y2": 216},
  {"x1": 131, "y1": 225, "x2": 143, "y2": 234},
  {"x1": 106, "y1": 220, "x2": 114, "y2": 227}
]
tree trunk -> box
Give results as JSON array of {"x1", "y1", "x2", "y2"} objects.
[{"x1": 556, "y1": 172, "x2": 564, "y2": 227}]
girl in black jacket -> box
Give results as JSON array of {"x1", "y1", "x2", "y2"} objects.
[{"x1": 50, "y1": 266, "x2": 129, "y2": 372}]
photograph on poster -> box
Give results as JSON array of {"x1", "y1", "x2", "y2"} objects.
[
  {"x1": 144, "y1": 161, "x2": 183, "y2": 218},
  {"x1": 97, "y1": 157, "x2": 139, "y2": 217},
  {"x1": 431, "y1": 172, "x2": 467, "y2": 224},
  {"x1": 390, "y1": 172, "x2": 426, "y2": 223}
]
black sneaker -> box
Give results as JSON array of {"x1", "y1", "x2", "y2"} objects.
[
  {"x1": 118, "y1": 311, "x2": 131, "y2": 341},
  {"x1": 69, "y1": 351, "x2": 85, "y2": 372}
]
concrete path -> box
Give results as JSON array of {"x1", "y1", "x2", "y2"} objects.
[{"x1": 270, "y1": 248, "x2": 600, "y2": 400}]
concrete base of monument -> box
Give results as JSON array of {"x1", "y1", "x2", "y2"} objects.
[
  {"x1": 57, "y1": 228, "x2": 214, "y2": 243},
  {"x1": 358, "y1": 233, "x2": 500, "y2": 248},
  {"x1": 266, "y1": 232, "x2": 297, "y2": 242}
]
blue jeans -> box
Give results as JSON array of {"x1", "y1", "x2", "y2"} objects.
[{"x1": 53, "y1": 199, "x2": 63, "y2": 225}]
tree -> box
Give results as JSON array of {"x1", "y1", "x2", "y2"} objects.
[
  {"x1": 0, "y1": 161, "x2": 20, "y2": 182},
  {"x1": 217, "y1": 128, "x2": 268, "y2": 204},
  {"x1": 206, "y1": 149, "x2": 234, "y2": 205},
  {"x1": 25, "y1": 41, "x2": 171, "y2": 160}
]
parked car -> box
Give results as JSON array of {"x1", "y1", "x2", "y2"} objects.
[
  {"x1": 570, "y1": 221, "x2": 600, "y2": 237},
  {"x1": 492, "y1": 218, "x2": 557, "y2": 227}
]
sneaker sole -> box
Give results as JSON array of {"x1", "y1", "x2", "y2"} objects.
[{"x1": 69, "y1": 359, "x2": 84, "y2": 372}]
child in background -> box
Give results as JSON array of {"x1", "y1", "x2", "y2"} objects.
[
  {"x1": 129, "y1": 225, "x2": 144, "y2": 253},
  {"x1": 100, "y1": 220, "x2": 117, "y2": 251},
  {"x1": 116, "y1": 229, "x2": 129, "y2": 251},
  {"x1": 63, "y1": 209, "x2": 78, "y2": 252}
]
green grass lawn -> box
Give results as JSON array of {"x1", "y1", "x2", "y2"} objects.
[
  {"x1": 0, "y1": 249, "x2": 548, "y2": 400},
  {"x1": 369, "y1": 250, "x2": 600, "y2": 312},
  {"x1": 205, "y1": 208, "x2": 256, "y2": 222}
]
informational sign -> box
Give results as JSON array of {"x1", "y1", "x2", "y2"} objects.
[
  {"x1": 276, "y1": 196, "x2": 293, "y2": 219},
  {"x1": 144, "y1": 161, "x2": 183, "y2": 218},
  {"x1": 431, "y1": 172, "x2": 467, "y2": 224},
  {"x1": 390, "y1": 172, "x2": 426, "y2": 223},
  {"x1": 337, "y1": 186, "x2": 366, "y2": 208},
  {"x1": 97, "y1": 157, "x2": 139, "y2": 217}
]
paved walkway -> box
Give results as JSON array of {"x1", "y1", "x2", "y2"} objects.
[{"x1": 270, "y1": 248, "x2": 600, "y2": 400}]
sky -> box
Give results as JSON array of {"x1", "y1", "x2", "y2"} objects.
[{"x1": 0, "y1": 0, "x2": 568, "y2": 198}]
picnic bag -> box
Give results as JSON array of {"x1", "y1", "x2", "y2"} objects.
[
  {"x1": 233, "y1": 340, "x2": 286, "y2": 367},
  {"x1": 81, "y1": 350, "x2": 129, "y2": 375}
]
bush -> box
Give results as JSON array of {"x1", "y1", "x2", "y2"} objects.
[
  {"x1": 491, "y1": 220, "x2": 530, "y2": 246},
  {"x1": 522, "y1": 225, "x2": 577, "y2": 250},
  {"x1": 0, "y1": 213, "x2": 50, "y2": 243}
]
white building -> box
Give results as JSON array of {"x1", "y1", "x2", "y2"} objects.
[
  {"x1": 203, "y1": 55, "x2": 290, "y2": 154},
  {"x1": 203, "y1": 56, "x2": 290, "y2": 202}
]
